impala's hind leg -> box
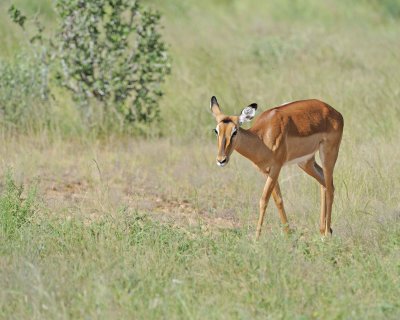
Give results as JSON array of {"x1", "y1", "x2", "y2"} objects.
[
  {"x1": 298, "y1": 156, "x2": 327, "y2": 235},
  {"x1": 320, "y1": 185, "x2": 327, "y2": 235},
  {"x1": 272, "y1": 182, "x2": 290, "y2": 233},
  {"x1": 319, "y1": 139, "x2": 341, "y2": 236}
]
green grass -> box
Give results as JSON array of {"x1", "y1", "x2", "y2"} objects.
[
  {"x1": 0, "y1": 171, "x2": 37, "y2": 239},
  {"x1": 1, "y1": 182, "x2": 398, "y2": 319},
  {"x1": 0, "y1": 137, "x2": 399, "y2": 319},
  {"x1": 1, "y1": 0, "x2": 400, "y2": 318}
]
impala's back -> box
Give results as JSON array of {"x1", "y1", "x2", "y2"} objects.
[{"x1": 249, "y1": 99, "x2": 343, "y2": 165}]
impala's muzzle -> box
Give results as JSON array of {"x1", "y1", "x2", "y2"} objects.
[{"x1": 216, "y1": 156, "x2": 228, "y2": 167}]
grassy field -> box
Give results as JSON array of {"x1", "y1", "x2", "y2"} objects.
[{"x1": 1, "y1": 0, "x2": 400, "y2": 319}]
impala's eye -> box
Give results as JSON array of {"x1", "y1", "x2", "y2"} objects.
[{"x1": 213, "y1": 128, "x2": 218, "y2": 135}]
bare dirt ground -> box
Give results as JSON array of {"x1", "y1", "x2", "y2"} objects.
[
  {"x1": 40, "y1": 173, "x2": 240, "y2": 229},
  {"x1": 2, "y1": 137, "x2": 245, "y2": 230},
  {"x1": 7, "y1": 135, "x2": 395, "y2": 237}
]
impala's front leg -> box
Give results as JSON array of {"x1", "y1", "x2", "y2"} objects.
[
  {"x1": 256, "y1": 166, "x2": 281, "y2": 240},
  {"x1": 272, "y1": 182, "x2": 290, "y2": 233}
]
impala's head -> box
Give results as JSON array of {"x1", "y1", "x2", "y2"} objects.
[{"x1": 210, "y1": 96, "x2": 257, "y2": 167}]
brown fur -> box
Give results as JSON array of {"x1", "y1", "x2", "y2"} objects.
[{"x1": 211, "y1": 97, "x2": 344, "y2": 238}]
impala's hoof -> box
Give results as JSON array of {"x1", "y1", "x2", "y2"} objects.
[
  {"x1": 283, "y1": 225, "x2": 294, "y2": 236},
  {"x1": 283, "y1": 225, "x2": 290, "y2": 233},
  {"x1": 320, "y1": 228, "x2": 333, "y2": 236}
]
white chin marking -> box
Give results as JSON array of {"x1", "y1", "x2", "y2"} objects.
[{"x1": 217, "y1": 161, "x2": 226, "y2": 167}]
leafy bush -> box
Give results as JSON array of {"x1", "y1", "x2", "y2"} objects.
[
  {"x1": 0, "y1": 53, "x2": 50, "y2": 131},
  {"x1": 0, "y1": 172, "x2": 37, "y2": 239},
  {"x1": 8, "y1": 0, "x2": 170, "y2": 133},
  {"x1": 4, "y1": 7, "x2": 51, "y2": 131}
]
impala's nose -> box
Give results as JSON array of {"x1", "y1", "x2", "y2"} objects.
[{"x1": 216, "y1": 157, "x2": 227, "y2": 167}]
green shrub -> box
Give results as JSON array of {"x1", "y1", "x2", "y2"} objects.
[
  {"x1": 0, "y1": 172, "x2": 37, "y2": 239},
  {"x1": 0, "y1": 53, "x2": 50, "y2": 131},
  {"x1": 8, "y1": 0, "x2": 170, "y2": 133},
  {"x1": 55, "y1": 0, "x2": 170, "y2": 131}
]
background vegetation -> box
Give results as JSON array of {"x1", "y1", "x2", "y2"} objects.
[
  {"x1": 5, "y1": 0, "x2": 170, "y2": 134},
  {"x1": 0, "y1": 0, "x2": 399, "y2": 319}
]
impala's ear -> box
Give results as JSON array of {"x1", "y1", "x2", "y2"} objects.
[
  {"x1": 239, "y1": 103, "x2": 257, "y2": 125},
  {"x1": 210, "y1": 96, "x2": 222, "y2": 118}
]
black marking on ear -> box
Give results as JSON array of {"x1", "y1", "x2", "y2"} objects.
[
  {"x1": 249, "y1": 103, "x2": 257, "y2": 110},
  {"x1": 211, "y1": 96, "x2": 219, "y2": 107}
]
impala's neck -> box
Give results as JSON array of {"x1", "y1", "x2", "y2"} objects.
[{"x1": 235, "y1": 128, "x2": 273, "y2": 167}]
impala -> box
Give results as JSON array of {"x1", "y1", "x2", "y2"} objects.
[{"x1": 210, "y1": 96, "x2": 343, "y2": 239}]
